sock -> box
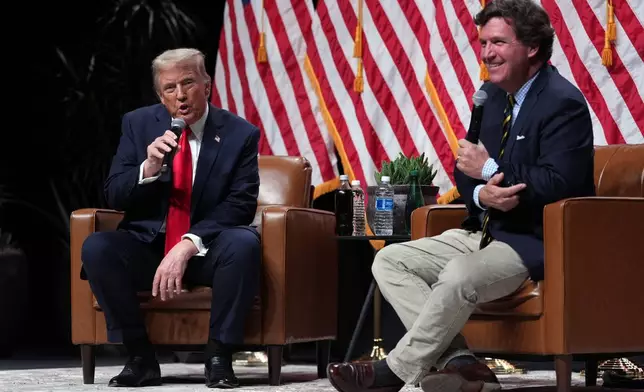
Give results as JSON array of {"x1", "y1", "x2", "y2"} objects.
[
  {"x1": 372, "y1": 359, "x2": 404, "y2": 387},
  {"x1": 123, "y1": 337, "x2": 155, "y2": 361},
  {"x1": 446, "y1": 355, "x2": 479, "y2": 369},
  {"x1": 205, "y1": 338, "x2": 232, "y2": 361}
]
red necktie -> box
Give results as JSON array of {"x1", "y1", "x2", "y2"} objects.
[{"x1": 165, "y1": 127, "x2": 193, "y2": 255}]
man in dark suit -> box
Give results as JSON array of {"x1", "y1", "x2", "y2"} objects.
[
  {"x1": 326, "y1": 1, "x2": 595, "y2": 392},
  {"x1": 81, "y1": 48, "x2": 261, "y2": 389}
]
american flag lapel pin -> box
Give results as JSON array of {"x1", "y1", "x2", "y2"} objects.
[{"x1": 214, "y1": 135, "x2": 220, "y2": 143}]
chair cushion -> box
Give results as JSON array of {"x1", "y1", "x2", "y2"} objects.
[{"x1": 472, "y1": 280, "x2": 542, "y2": 318}]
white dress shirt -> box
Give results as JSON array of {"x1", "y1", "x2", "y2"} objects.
[{"x1": 137, "y1": 105, "x2": 210, "y2": 256}]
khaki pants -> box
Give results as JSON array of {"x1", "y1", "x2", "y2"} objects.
[{"x1": 372, "y1": 229, "x2": 529, "y2": 384}]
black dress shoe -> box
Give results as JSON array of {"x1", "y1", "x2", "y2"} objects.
[
  {"x1": 108, "y1": 356, "x2": 161, "y2": 387},
  {"x1": 205, "y1": 355, "x2": 239, "y2": 389}
]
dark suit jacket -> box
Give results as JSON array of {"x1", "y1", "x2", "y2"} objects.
[
  {"x1": 455, "y1": 64, "x2": 595, "y2": 281},
  {"x1": 103, "y1": 102, "x2": 260, "y2": 248}
]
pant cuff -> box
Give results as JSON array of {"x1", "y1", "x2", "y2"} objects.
[{"x1": 386, "y1": 352, "x2": 430, "y2": 385}]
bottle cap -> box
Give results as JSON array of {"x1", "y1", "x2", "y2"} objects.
[
  {"x1": 339, "y1": 174, "x2": 349, "y2": 181},
  {"x1": 351, "y1": 180, "x2": 361, "y2": 186},
  {"x1": 381, "y1": 176, "x2": 390, "y2": 183}
]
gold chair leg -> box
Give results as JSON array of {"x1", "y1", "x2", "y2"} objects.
[
  {"x1": 482, "y1": 357, "x2": 527, "y2": 374},
  {"x1": 358, "y1": 286, "x2": 388, "y2": 362},
  {"x1": 598, "y1": 358, "x2": 644, "y2": 378},
  {"x1": 233, "y1": 351, "x2": 269, "y2": 366}
]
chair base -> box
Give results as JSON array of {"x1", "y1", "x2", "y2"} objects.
[{"x1": 79, "y1": 340, "x2": 332, "y2": 386}]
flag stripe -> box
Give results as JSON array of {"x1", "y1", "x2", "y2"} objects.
[
  {"x1": 574, "y1": 0, "x2": 644, "y2": 136},
  {"x1": 226, "y1": 0, "x2": 276, "y2": 155},
  {"x1": 211, "y1": 27, "x2": 226, "y2": 109},
  {"x1": 231, "y1": 0, "x2": 287, "y2": 155},
  {"x1": 351, "y1": 3, "x2": 421, "y2": 159},
  {"x1": 306, "y1": 1, "x2": 372, "y2": 185},
  {"x1": 366, "y1": 0, "x2": 456, "y2": 187},
  {"x1": 241, "y1": 3, "x2": 302, "y2": 156},
  {"x1": 611, "y1": 11, "x2": 644, "y2": 103},
  {"x1": 619, "y1": 0, "x2": 644, "y2": 63},
  {"x1": 221, "y1": 7, "x2": 239, "y2": 117},
  {"x1": 452, "y1": 0, "x2": 482, "y2": 57},
  {"x1": 266, "y1": 0, "x2": 335, "y2": 181},
  {"x1": 422, "y1": 2, "x2": 475, "y2": 138},
  {"x1": 442, "y1": 0, "x2": 482, "y2": 94},
  {"x1": 403, "y1": 1, "x2": 468, "y2": 141},
  {"x1": 432, "y1": 0, "x2": 476, "y2": 106},
  {"x1": 542, "y1": 0, "x2": 625, "y2": 144},
  {"x1": 320, "y1": 0, "x2": 384, "y2": 178}
]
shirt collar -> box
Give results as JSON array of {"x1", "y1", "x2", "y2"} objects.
[
  {"x1": 511, "y1": 71, "x2": 539, "y2": 106},
  {"x1": 174, "y1": 103, "x2": 209, "y2": 141}
]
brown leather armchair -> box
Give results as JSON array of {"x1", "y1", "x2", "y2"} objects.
[
  {"x1": 70, "y1": 156, "x2": 338, "y2": 386},
  {"x1": 411, "y1": 144, "x2": 644, "y2": 392}
]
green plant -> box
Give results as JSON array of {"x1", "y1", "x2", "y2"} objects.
[{"x1": 375, "y1": 152, "x2": 438, "y2": 185}]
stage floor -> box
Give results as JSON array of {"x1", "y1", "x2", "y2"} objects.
[{"x1": 0, "y1": 358, "x2": 597, "y2": 391}]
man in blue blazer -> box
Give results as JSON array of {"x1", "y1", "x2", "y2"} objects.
[
  {"x1": 327, "y1": 1, "x2": 595, "y2": 392},
  {"x1": 81, "y1": 48, "x2": 261, "y2": 389}
]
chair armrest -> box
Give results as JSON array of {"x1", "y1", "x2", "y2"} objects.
[
  {"x1": 543, "y1": 197, "x2": 644, "y2": 354},
  {"x1": 411, "y1": 204, "x2": 468, "y2": 240},
  {"x1": 260, "y1": 206, "x2": 337, "y2": 344},
  {"x1": 70, "y1": 208, "x2": 124, "y2": 344}
]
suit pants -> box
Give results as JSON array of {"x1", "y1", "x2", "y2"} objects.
[
  {"x1": 372, "y1": 229, "x2": 528, "y2": 384},
  {"x1": 80, "y1": 228, "x2": 261, "y2": 346}
]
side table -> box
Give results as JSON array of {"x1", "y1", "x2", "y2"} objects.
[{"x1": 336, "y1": 235, "x2": 411, "y2": 362}]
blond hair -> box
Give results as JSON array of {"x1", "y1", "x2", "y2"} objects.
[{"x1": 151, "y1": 48, "x2": 210, "y2": 92}]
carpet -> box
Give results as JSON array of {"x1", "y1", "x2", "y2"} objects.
[{"x1": 0, "y1": 360, "x2": 602, "y2": 392}]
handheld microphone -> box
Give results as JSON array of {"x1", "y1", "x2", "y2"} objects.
[
  {"x1": 465, "y1": 89, "x2": 488, "y2": 144},
  {"x1": 160, "y1": 118, "x2": 187, "y2": 174}
]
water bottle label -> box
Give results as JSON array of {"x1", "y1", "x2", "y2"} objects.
[{"x1": 375, "y1": 197, "x2": 394, "y2": 211}]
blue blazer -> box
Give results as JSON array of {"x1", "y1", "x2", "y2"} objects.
[
  {"x1": 455, "y1": 64, "x2": 595, "y2": 281},
  {"x1": 104, "y1": 102, "x2": 260, "y2": 248}
]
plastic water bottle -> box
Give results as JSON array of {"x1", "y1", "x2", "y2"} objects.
[
  {"x1": 334, "y1": 175, "x2": 354, "y2": 235},
  {"x1": 351, "y1": 180, "x2": 366, "y2": 236},
  {"x1": 374, "y1": 176, "x2": 394, "y2": 235}
]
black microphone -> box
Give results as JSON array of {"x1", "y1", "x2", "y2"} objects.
[
  {"x1": 465, "y1": 89, "x2": 488, "y2": 144},
  {"x1": 160, "y1": 118, "x2": 187, "y2": 174}
]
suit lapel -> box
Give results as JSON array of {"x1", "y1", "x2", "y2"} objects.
[
  {"x1": 154, "y1": 105, "x2": 174, "y2": 184},
  {"x1": 191, "y1": 104, "x2": 225, "y2": 216},
  {"x1": 505, "y1": 66, "x2": 550, "y2": 159},
  {"x1": 477, "y1": 86, "x2": 506, "y2": 159}
]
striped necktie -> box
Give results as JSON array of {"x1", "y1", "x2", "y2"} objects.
[{"x1": 479, "y1": 94, "x2": 515, "y2": 249}]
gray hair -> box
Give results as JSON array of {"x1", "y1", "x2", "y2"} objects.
[{"x1": 151, "y1": 48, "x2": 210, "y2": 92}]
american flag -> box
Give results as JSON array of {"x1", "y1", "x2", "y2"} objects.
[
  {"x1": 212, "y1": 0, "x2": 643, "y2": 200},
  {"x1": 211, "y1": 0, "x2": 340, "y2": 198}
]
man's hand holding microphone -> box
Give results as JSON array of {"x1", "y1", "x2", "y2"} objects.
[
  {"x1": 142, "y1": 131, "x2": 179, "y2": 179},
  {"x1": 459, "y1": 89, "x2": 526, "y2": 212},
  {"x1": 142, "y1": 118, "x2": 186, "y2": 179}
]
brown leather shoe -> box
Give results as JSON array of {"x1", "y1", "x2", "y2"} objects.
[
  {"x1": 326, "y1": 362, "x2": 404, "y2": 392},
  {"x1": 420, "y1": 362, "x2": 501, "y2": 392}
]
